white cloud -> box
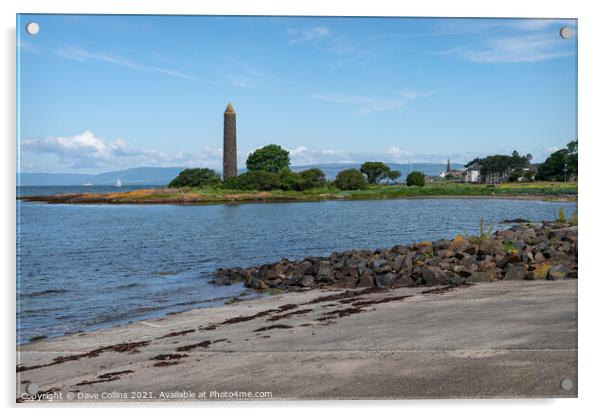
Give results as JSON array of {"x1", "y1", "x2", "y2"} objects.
[
  {"x1": 285, "y1": 145, "x2": 458, "y2": 166},
  {"x1": 432, "y1": 19, "x2": 576, "y2": 64},
  {"x1": 312, "y1": 90, "x2": 426, "y2": 114},
  {"x1": 287, "y1": 27, "x2": 331, "y2": 44},
  {"x1": 20, "y1": 132, "x2": 471, "y2": 172},
  {"x1": 22, "y1": 131, "x2": 556, "y2": 172},
  {"x1": 21, "y1": 131, "x2": 216, "y2": 170},
  {"x1": 461, "y1": 34, "x2": 575, "y2": 63}
]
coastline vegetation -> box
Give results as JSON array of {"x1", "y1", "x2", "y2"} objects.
[
  {"x1": 20, "y1": 144, "x2": 578, "y2": 205},
  {"x1": 19, "y1": 181, "x2": 577, "y2": 205}
]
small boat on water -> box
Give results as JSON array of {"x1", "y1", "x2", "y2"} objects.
[
  {"x1": 82, "y1": 182, "x2": 94, "y2": 187},
  {"x1": 115, "y1": 178, "x2": 122, "y2": 187}
]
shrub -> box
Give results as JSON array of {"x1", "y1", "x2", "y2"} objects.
[
  {"x1": 280, "y1": 170, "x2": 306, "y2": 191},
  {"x1": 334, "y1": 169, "x2": 368, "y2": 190},
  {"x1": 557, "y1": 207, "x2": 567, "y2": 224},
  {"x1": 222, "y1": 171, "x2": 281, "y2": 191},
  {"x1": 246, "y1": 144, "x2": 290, "y2": 173},
  {"x1": 406, "y1": 171, "x2": 425, "y2": 187},
  {"x1": 360, "y1": 161, "x2": 390, "y2": 184},
  {"x1": 299, "y1": 168, "x2": 326, "y2": 189},
  {"x1": 168, "y1": 168, "x2": 222, "y2": 188}
]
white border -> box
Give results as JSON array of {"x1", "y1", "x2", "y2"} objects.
[{"x1": 2, "y1": 0, "x2": 600, "y2": 414}]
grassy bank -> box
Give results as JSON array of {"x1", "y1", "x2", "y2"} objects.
[{"x1": 19, "y1": 181, "x2": 577, "y2": 205}]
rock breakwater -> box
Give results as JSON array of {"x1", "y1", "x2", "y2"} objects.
[{"x1": 212, "y1": 222, "x2": 577, "y2": 291}]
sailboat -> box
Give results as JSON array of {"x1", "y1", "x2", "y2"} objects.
[{"x1": 115, "y1": 178, "x2": 122, "y2": 187}]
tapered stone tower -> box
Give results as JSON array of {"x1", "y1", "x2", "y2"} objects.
[{"x1": 223, "y1": 102, "x2": 237, "y2": 179}]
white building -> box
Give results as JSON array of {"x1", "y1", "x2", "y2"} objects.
[{"x1": 462, "y1": 168, "x2": 480, "y2": 183}]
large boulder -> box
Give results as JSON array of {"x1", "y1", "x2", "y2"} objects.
[
  {"x1": 496, "y1": 251, "x2": 522, "y2": 268},
  {"x1": 550, "y1": 226, "x2": 577, "y2": 242},
  {"x1": 448, "y1": 236, "x2": 470, "y2": 253},
  {"x1": 356, "y1": 270, "x2": 375, "y2": 288},
  {"x1": 526, "y1": 263, "x2": 552, "y2": 280},
  {"x1": 433, "y1": 239, "x2": 450, "y2": 251},
  {"x1": 245, "y1": 277, "x2": 268, "y2": 290},
  {"x1": 468, "y1": 270, "x2": 499, "y2": 283},
  {"x1": 420, "y1": 265, "x2": 448, "y2": 286},
  {"x1": 370, "y1": 258, "x2": 388, "y2": 270},
  {"x1": 478, "y1": 239, "x2": 504, "y2": 256},
  {"x1": 375, "y1": 272, "x2": 396, "y2": 287},
  {"x1": 316, "y1": 261, "x2": 333, "y2": 279},
  {"x1": 504, "y1": 264, "x2": 527, "y2": 280},
  {"x1": 547, "y1": 264, "x2": 569, "y2": 280}
]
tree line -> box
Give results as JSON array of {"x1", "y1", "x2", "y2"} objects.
[
  {"x1": 168, "y1": 144, "x2": 427, "y2": 191},
  {"x1": 463, "y1": 140, "x2": 578, "y2": 182}
]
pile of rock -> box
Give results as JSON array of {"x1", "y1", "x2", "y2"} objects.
[{"x1": 211, "y1": 222, "x2": 577, "y2": 291}]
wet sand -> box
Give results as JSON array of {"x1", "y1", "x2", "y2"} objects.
[{"x1": 16, "y1": 280, "x2": 577, "y2": 401}]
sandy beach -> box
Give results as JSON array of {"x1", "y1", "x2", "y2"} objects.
[{"x1": 16, "y1": 280, "x2": 577, "y2": 401}]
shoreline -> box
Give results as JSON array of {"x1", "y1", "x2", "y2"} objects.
[
  {"x1": 17, "y1": 192, "x2": 577, "y2": 206},
  {"x1": 17, "y1": 280, "x2": 577, "y2": 401},
  {"x1": 18, "y1": 220, "x2": 578, "y2": 346}
]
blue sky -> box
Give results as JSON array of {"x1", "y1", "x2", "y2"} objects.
[{"x1": 17, "y1": 15, "x2": 577, "y2": 173}]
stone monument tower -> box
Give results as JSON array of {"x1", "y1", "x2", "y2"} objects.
[{"x1": 223, "y1": 102, "x2": 237, "y2": 179}]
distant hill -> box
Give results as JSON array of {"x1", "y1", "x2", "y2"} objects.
[
  {"x1": 18, "y1": 163, "x2": 465, "y2": 186},
  {"x1": 18, "y1": 167, "x2": 186, "y2": 186}
]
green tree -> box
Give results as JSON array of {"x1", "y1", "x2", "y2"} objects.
[
  {"x1": 537, "y1": 140, "x2": 577, "y2": 181},
  {"x1": 299, "y1": 168, "x2": 326, "y2": 188},
  {"x1": 537, "y1": 149, "x2": 567, "y2": 181},
  {"x1": 246, "y1": 144, "x2": 290, "y2": 173},
  {"x1": 360, "y1": 161, "x2": 391, "y2": 184},
  {"x1": 406, "y1": 171, "x2": 425, "y2": 187},
  {"x1": 466, "y1": 151, "x2": 532, "y2": 182},
  {"x1": 566, "y1": 140, "x2": 578, "y2": 178},
  {"x1": 223, "y1": 170, "x2": 281, "y2": 190},
  {"x1": 168, "y1": 168, "x2": 222, "y2": 188},
  {"x1": 280, "y1": 170, "x2": 306, "y2": 191},
  {"x1": 333, "y1": 169, "x2": 368, "y2": 190},
  {"x1": 386, "y1": 169, "x2": 401, "y2": 184}
]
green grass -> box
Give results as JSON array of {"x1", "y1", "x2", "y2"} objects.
[
  {"x1": 125, "y1": 181, "x2": 577, "y2": 203},
  {"x1": 30, "y1": 181, "x2": 577, "y2": 205}
]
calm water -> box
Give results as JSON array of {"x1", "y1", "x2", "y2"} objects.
[
  {"x1": 18, "y1": 185, "x2": 160, "y2": 197},
  {"x1": 16, "y1": 190, "x2": 577, "y2": 344}
]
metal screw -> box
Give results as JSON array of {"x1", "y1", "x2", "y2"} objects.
[
  {"x1": 560, "y1": 378, "x2": 573, "y2": 392},
  {"x1": 25, "y1": 22, "x2": 40, "y2": 35},
  {"x1": 559, "y1": 27, "x2": 572, "y2": 39},
  {"x1": 26, "y1": 382, "x2": 39, "y2": 394}
]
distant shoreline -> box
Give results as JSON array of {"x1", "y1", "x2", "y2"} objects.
[
  {"x1": 17, "y1": 194, "x2": 577, "y2": 205},
  {"x1": 17, "y1": 183, "x2": 578, "y2": 206}
]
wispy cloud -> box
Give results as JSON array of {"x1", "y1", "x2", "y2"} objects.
[
  {"x1": 431, "y1": 19, "x2": 576, "y2": 64},
  {"x1": 286, "y1": 26, "x2": 364, "y2": 70},
  {"x1": 19, "y1": 41, "x2": 196, "y2": 81},
  {"x1": 287, "y1": 27, "x2": 331, "y2": 44},
  {"x1": 220, "y1": 57, "x2": 280, "y2": 92},
  {"x1": 461, "y1": 34, "x2": 575, "y2": 63},
  {"x1": 434, "y1": 18, "x2": 574, "y2": 36},
  {"x1": 312, "y1": 90, "x2": 427, "y2": 114}
]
